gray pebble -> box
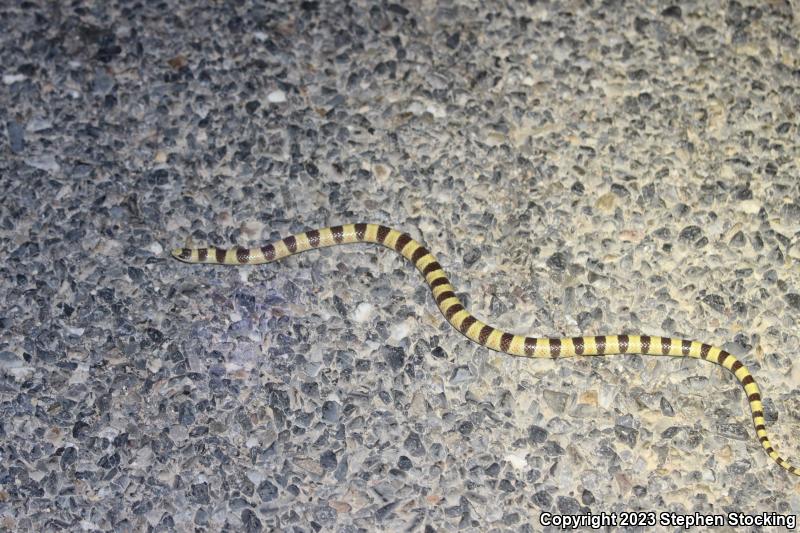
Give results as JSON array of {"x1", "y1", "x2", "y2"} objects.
[
  {"x1": 321, "y1": 400, "x2": 340, "y2": 422},
  {"x1": 448, "y1": 365, "x2": 472, "y2": 384},
  {"x1": 257, "y1": 480, "x2": 278, "y2": 502},
  {"x1": 24, "y1": 154, "x2": 59, "y2": 172},
  {"x1": 6, "y1": 121, "x2": 24, "y2": 153}
]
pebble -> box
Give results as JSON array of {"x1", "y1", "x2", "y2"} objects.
[
  {"x1": 7, "y1": 120, "x2": 24, "y2": 153},
  {"x1": 24, "y1": 154, "x2": 60, "y2": 172},
  {"x1": 353, "y1": 302, "x2": 373, "y2": 322},
  {"x1": 26, "y1": 117, "x2": 53, "y2": 132},
  {"x1": 3, "y1": 73, "x2": 25, "y2": 84},
  {"x1": 267, "y1": 90, "x2": 286, "y2": 103}
]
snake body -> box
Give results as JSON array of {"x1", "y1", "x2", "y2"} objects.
[{"x1": 173, "y1": 222, "x2": 797, "y2": 476}]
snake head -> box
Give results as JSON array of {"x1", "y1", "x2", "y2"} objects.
[{"x1": 171, "y1": 248, "x2": 192, "y2": 261}]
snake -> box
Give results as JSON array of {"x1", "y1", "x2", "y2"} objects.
[{"x1": 172, "y1": 222, "x2": 798, "y2": 476}]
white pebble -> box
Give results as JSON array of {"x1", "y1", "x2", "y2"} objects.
[
  {"x1": 3, "y1": 74, "x2": 26, "y2": 84},
  {"x1": 426, "y1": 103, "x2": 446, "y2": 118},
  {"x1": 390, "y1": 319, "x2": 411, "y2": 342},
  {"x1": 267, "y1": 90, "x2": 286, "y2": 103},
  {"x1": 505, "y1": 452, "x2": 528, "y2": 470},
  {"x1": 26, "y1": 117, "x2": 53, "y2": 132},
  {"x1": 353, "y1": 302, "x2": 374, "y2": 323},
  {"x1": 65, "y1": 326, "x2": 85, "y2": 337}
]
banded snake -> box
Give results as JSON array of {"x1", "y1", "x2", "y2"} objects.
[{"x1": 173, "y1": 222, "x2": 798, "y2": 476}]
